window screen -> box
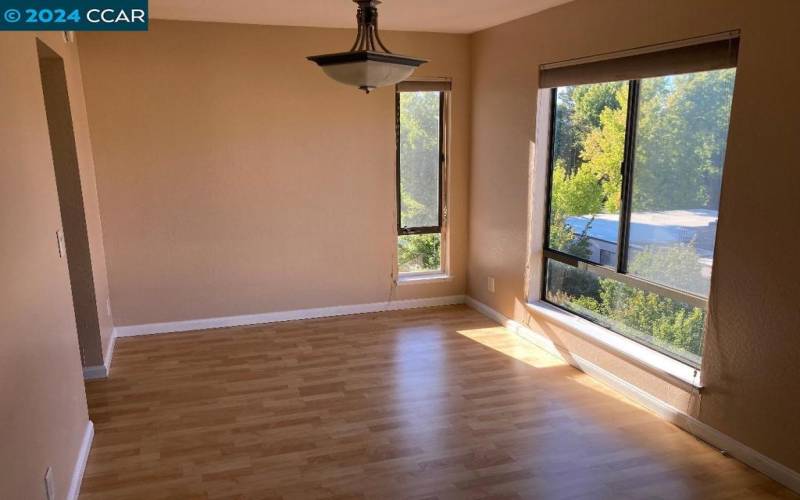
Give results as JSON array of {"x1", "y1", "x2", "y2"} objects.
[{"x1": 397, "y1": 91, "x2": 443, "y2": 233}]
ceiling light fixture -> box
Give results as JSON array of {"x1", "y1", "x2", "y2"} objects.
[{"x1": 307, "y1": 0, "x2": 427, "y2": 94}]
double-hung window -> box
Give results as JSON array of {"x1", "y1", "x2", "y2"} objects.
[
  {"x1": 539, "y1": 36, "x2": 739, "y2": 367},
  {"x1": 396, "y1": 81, "x2": 450, "y2": 277}
]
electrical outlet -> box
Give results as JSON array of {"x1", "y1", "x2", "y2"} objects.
[
  {"x1": 44, "y1": 467, "x2": 54, "y2": 500},
  {"x1": 487, "y1": 276, "x2": 495, "y2": 293}
]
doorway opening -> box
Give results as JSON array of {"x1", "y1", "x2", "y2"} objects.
[{"x1": 37, "y1": 40, "x2": 103, "y2": 372}]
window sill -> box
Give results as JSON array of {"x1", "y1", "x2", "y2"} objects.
[
  {"x1": 526, "y1": 300, "x2": 702, "y2": 388},
  {"x1": 398, "y1": 273, "x2": 453, "y2": 285}
]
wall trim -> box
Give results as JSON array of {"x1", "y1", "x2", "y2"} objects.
[
  {"x1": 67, "y1": 420, "x2": 94, "y2": 500},
  {"x1": 104, "y1": 327, "x2": 117, "y2": 374},
  {"x1": 527, "y1": 300, "x2": 700, "y2": 388},
  {"x1": 115, "y1": 295, "x2": 466, "y2": 337},
  {"x1": 82, "y1": 327, "x2": 117, "y2": 380},
  {"x1": 82, "y1": 365, "x2": 106, "y2": 380},
  {"x1": 465, "y1": 296, "x2": 800, "y2": 494}
]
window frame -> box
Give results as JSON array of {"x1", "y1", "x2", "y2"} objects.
[
  {"x1": 395, "y1": 86, "x2": 450, "y2": 279},
  {"x1": 395, "y1": 89, "x2": 446, "y2": 237},
  {"x1": 540, "y1": 77, "x2": 718, "y2": 366}
]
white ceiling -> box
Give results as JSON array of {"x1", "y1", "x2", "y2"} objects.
[{"x1": 150, "y1": 0, "x2": 574, "y2": 34}]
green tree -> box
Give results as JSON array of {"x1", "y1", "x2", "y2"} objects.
[
  {"x1": 553, "y1": 82, "x2": 625, "y2": 173},
  {"x1": 548, "y1": 84, "x2": 626, "y2": 255},
  {"x1": 548, "y1": 212, "x2": 594, "y2": 260},
  {"x1": 631, "y1": 70, "x2": 735, "y2": 211},
  {"x1": 579, "y1": 85, "x2": 628, "y2": 213},
  {"x1": 550, "y1": 160, "x2": 604, "y2": 217},
  {"x1": 595, "y1": 278, "x2": 706, "y2": 357},
  {"x1": 397, "y1": 92, "x2": 442, "y2": 271},
  {"x1": 398, "y1": 234, "x2": 440, "y2": 272},
  {"x1": 546, "y1": 69, "x2": 734, "y2": 361},
  {"x1": 399, "y1": 92, "x2": 440, "y2": 228},
  {"x1": 577, "y1": 245, "x2": 708, "y2": 357},
  {"x1": 629, "y1": 243, "x2": 709, "y2": 296}
]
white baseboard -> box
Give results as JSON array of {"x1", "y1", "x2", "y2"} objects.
[
  {"x1": 67, "y1": 420, "x2": 94, "y2": 500},
  {"x1": 104, "y1": 327, "x2": 117, "y2": 374},
  {"x1": 115, "y1": 295, "x2": 466, "y2": 338},
  {"x1": 82, "y1": 327, "x2": 118, "y2": 380},
  {"x1": 82, "y1": 365, "x2": 107, "y2": 380},
  {"x1": 465, "y1": 296, "x2": 800, "y2": 494}
]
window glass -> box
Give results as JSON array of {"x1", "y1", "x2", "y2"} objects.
[
  {"x1": 548, "y1": 82, "x2": 628, "y2": 264},
  {"x1": 627, "y1": 69, "x2": 736, "y2": 296},
  {"x1": 545, "y1": 259, "x2": 705, "y2": 366},
  {"x1": 398, "y1": 234, "x2": 441, "y2": 273},
  {"x1": 399, "y1": 91, "x2": 441, "y2": 229},
  {"x1": 542, "y1": 67, "x2": 736, "y2": 365}
]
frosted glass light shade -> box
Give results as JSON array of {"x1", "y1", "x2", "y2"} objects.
[
  {"x1": 308, "y1": 1, "x2": 427, "y2": 93},
  {"x1": 322, "y1": 61, "x2": 416, "y2": 91},
  {"x1": 308, "y1": 51, "x2": 427, "y2": 93}
]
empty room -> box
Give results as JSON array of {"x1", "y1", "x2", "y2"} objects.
[{"x1": 2, "y1": 0, "x2": 799, "y2": 498}]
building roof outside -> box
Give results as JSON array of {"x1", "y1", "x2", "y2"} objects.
[{"x1": 565, "y1": 209, "x2": 718, "y2": 255}]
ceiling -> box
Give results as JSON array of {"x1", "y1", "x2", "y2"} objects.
[{"x1": 150, "y1": 0, "x2": 575, "y2": 34}]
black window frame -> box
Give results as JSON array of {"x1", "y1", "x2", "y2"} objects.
[
  {"x1": 395, "y1": 89, "x2": 446, "y2": 237},
  {"x1": 541, "y1": 77, "x2": 718, "y2": 365}
]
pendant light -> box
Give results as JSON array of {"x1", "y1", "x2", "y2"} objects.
[{"x1": 307, "y1": 0, "x2": 427, "y2": 94}]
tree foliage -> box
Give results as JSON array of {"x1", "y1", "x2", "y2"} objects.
[
  {"x1": 546, "y1": 69, "x2": 735, "y2": 361},
  {"x1": 397, "y1": 92, "x2": 442, "y2": 272},
  {"x1": 594, "y1": 247, "x2": 708, "y2": 355},
  {"x1": 580, "y1": 84, "x2": 628, "y2": 213},
  {"x1": 548, "y1": 83, "x2": 627, "y2": 252},
  {"x1": 398, "y1": 234, "x2": 441, "y2": 273},
  {"x1": 399, "y1": 92, "x2": 440, "y2": 228},
  {"x1": 629, "y1": 243, "x2": 710, "y2": 296},
  {"x1": 633, "y1": 71, "x2": 735, "y2": 211}
]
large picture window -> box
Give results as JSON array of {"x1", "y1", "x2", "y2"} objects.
[
  {"x1": 396, "y1": 82, "x2": 449, "y2": 275},
  {"x1": 541, "y1": 57, "x2": 737, "y2": 367}
]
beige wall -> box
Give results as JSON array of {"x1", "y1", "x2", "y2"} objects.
[
  {"x1": 0, "y1": 31, "x2": 105, "y2": 499},
  {"x1": 12, "y1": 32, "x2": 113, "y2": 371},
  {"x1": 468, "y1": 0, "x2": 800, "y2": 472},
  {"x1": 78, "y1": 20, "x2": 471, "y2": 326}
]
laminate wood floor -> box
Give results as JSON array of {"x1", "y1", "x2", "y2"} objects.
[{"x1": 82, "y1": 305, "x2": 797, "y2": 499}]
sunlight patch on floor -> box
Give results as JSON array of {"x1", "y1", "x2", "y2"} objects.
[
  {"x1": 456, "y1": 326, "x2": 567, "y2": 369},
  {"x1": 458, "y1": 324, "x2": 646, "y2": 411}
]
